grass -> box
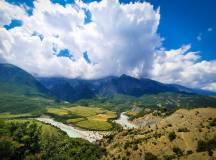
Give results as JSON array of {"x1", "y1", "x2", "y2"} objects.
[
  {"x1": 90, "y1": 111, "x2": 117, "y2": 121},
  {"x1": 125, "y1": 111, "x2": 137, "y2": 116},
  {"x1": 66, "y1": 118, "x2": 85, "y2": 123},
  {"x1": 0, "y1": 93, "x2": 62, "y2": 115},
  {"x1": 0, "y1": 112, "x2": 33, "y2": 119},
  {"x1": 64, "y1": 106, "x2": 104, "y2": 117},
  {"x1": 6, "y1": 119, "x2": 61, "y2": 136},
  {"x1": 47, "y1": 106, "x2": 117, "y2": 130},
  {"x1": 76, "y1": 119, "x2": 113, "y2": 131},
  {"x1": 47, "y1": 108, "x2": 69, "y2": 116}
]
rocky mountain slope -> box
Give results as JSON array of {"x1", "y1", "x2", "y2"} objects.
[{"x1": 100, "y1": 108, "x2": 216, "y2": 160}]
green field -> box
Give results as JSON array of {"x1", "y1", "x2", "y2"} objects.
[
  {"x1": 47, "y1": 106, "x2": 117, "y2": 131},
  {"x1": 0, "y1": 112, "x2": 34, "y2": 119},
  {"x1": 76, "y1": 119, "x2": 113, "y2": 130},
  {"x1": 47, "y1": 107, "x2": 69, "y2": 116},
  {"x1": 66, "y1": 118, "x2": 85, "y2": 123}
]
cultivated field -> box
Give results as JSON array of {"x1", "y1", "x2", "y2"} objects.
[
  {"x1": 0, "y1": 112, "x2": 34, "y2": 119},
  {"x1": 47, "y1": 106, "x2": 117, "y2": 131}
]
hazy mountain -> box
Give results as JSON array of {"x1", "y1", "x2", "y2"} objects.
[
  {"x1": 1, "y1": 63, "x2": 215, "y2": 103},
  {"x1": 38, "y1": 77, "x2": 95, "y2": 101},
  {"x1": 38, "y1": 74, "x2": 216, "y2": 102}
]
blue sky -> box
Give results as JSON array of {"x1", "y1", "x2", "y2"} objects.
[
  {"x1": 4, "y1": 19, "x2": 23, "y2": 30},
  {"x1": 146, "y1": 0, "x2": 216, "y2": 61},
  {"x1": 120, "y1": 0, "x2": 216, "y2": 60}
]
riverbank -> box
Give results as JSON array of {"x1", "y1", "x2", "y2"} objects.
[
  {"x1": 36, "y1": 116, "x2": 109, "y2": 142},
  {"x1": 114, "y1": 112, "x2": 138, "y2": 129},
  {"x1": 36, "y1": 112, "x2": 138, "y2": 142}
]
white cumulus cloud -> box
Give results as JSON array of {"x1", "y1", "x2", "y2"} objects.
[
  {"x1": 0, "y1": 0, "x2": 161, "y2": 79},
  {"x1": 0, "y1": 0, "x2": 215, "y2": 91},
  {"x1": 151, "y1": 45, "x2": 216, "y2": 90}
]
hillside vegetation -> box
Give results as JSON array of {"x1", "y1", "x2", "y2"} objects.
[
  {"x1": 76, "y1": 93, "x2": 216, "y2": 113},
  {"x1": 0, "y1": 64, "x2": 47, "y2": 96},
  {"x1": 0, "y1": 119, "x2": 105, "y2": 160},
  {"x1": 0, "y1": 64, "x2": 62, "y2": 115},
  {"x1": 0, "y1": 93, "x2": 61, "y2": 115},
  {"x1": 100, "y1": 108, "x2": 216, "y2": 160}
]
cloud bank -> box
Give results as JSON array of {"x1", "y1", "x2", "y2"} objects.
[
  {"x1": 151, "y1": 45, "x2": 216, "y2": 90},
  {"x1": 0, "y1": 0, "x2": 215, "y2": 91}
]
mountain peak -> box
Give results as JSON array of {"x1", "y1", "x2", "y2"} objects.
[{"x1": 120, "y1": 74, "x2": 135, "y2": 79}]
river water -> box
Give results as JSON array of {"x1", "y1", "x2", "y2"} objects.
[
  {"x1": 114, "y1": 112, "x2": 138, "y2": 129},
  {"x1": 36, "y1": 112, "x2": 137, "y2": 142},
  {"x1": 36, "y1": 117, "x2": 105, "y2": 142}
]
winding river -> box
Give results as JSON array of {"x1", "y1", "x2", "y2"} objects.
[
  {"x1": 114, "y1": 112, "x2": 138, "y2": 129},
  {"x1": 36, "y1": 116, "x2": 105, "y2": 142},
  {"x1": 36, "y1": 112, "x2": 137, "y2": 142}
]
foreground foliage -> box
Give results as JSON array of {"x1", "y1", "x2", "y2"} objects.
[{"x1": 0, "y1": 120, "x2": 105, "y2": 160}]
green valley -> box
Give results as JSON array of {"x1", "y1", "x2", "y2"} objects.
[
  {"x1": 0, "y1": 63, "x2": 216, "y2": 160},
  {"x1": 47, "y1": 106, "x2": 117, "y2": 131}
]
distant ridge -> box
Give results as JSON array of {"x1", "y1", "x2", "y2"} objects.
[{"x1": 39, "y1": 74, "x2": 216, "y2": 102}]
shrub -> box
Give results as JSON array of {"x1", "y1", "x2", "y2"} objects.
[
  {"x1": 144, "y1": 152, "x2": 158, "y2": 160},
  {"x1": 209, "y1": 118, "x2": 216, "y2": 127},
  {"x1": 172, "y1": 147, "x2": 183, "y2": 157},
  {"x1": 163, "y1": 155, "x2": 175, "y2": 160},
  {"x1": 133, "y1": 144, "x2": 138, "y2": 150},
  {"x1": 197, "y1": 136, "x2": 216, "y2": 153},
  {"x1": 168, "y1": 132, "x2": 176, "y2": 141},
  {"x1": 177, "y1": 128, "x2": 190, "y2": 132},
  {"x1": 208, "y1": 150, "x2": 213, "y2": 156},
  {"x1": 186, "y1": 150, "x2": 193, "y2": 155}
]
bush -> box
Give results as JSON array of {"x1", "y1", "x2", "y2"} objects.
[
  {"x1": 197, "y1": 136, "x2": 216, "y2": 153},
  {"x1": 209, "y1": 118, "x2": 216, "y2": 126},
  {"x1": 144, "y1": 152, "x2": 158, "y2": 160},
  {"x1": 172, "y1": 147, "x2": 183, "y2": 157},
  {"x1": 177, "y1": 128, "x2": 190, "y2": 132},
  {"x1": 186, "y1": 150, "x2": 193, "y2": 155},
  {"x1": 208, "y1": 150, "x2": 213, "y2": 156},
  {"x1": 167, "y1": 124, "x2": 172, "y2": 127},
  {"x1": 133, "y1": 144, "x2": 138, "y2": 150},
  {"x1": 168, "y1": 132, "x2": 176, "y2": 141},
  {"x1": 163, "y1": 155, "x2": 175, "y2": 160}
]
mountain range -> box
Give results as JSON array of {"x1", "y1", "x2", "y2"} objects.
[
  {"x1": 38, "y1": 74, "x2": 216, "y2": 102},
  {"x1": 0, "y1": 63, "x2": 216, "y2": 103}
]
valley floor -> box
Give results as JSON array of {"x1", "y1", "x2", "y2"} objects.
[
  {"x1": 1, "y1": 107, "x2": 216, "y2": 160},
  {"x1": 36, "y1": 115, "x2": 108, "y2": 142},
  {"x1": 35, "y1": 111, "x2": 138, "y2": 142}
]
